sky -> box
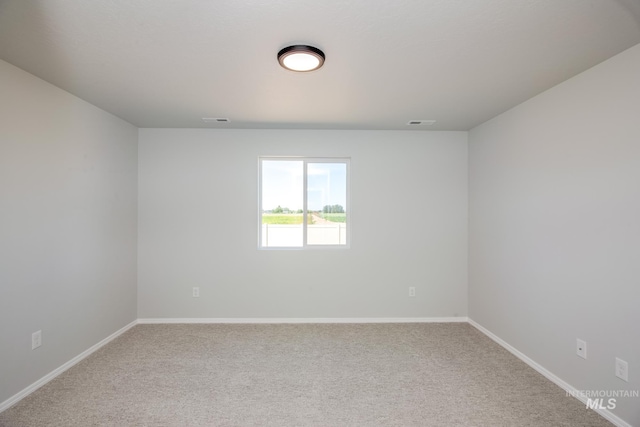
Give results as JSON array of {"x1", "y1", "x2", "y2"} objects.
[{"x1": 261, "y1": 160, "x2": 347, "y2": 212}]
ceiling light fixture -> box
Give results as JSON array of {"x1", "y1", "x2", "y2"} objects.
[{"x1": 278, "y1": 45, "x2": 325, "y2": 72}]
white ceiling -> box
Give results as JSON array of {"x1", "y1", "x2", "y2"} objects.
[{"x1": 1, "y1": 0, "x2": 639, "y2": 131}]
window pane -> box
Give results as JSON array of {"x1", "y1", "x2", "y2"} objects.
[
  {"x1": 307, "y1": 162, "x2": 347, "y2": 245},
  {"x1": 261, "y1": 160, "x2": 304, "y2": 247}
]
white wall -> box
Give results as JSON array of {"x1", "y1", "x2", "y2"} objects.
[
  {"x1": 0, "y1": 60, "x2": 138, "y2": 404},
  {"x1": 138, "y1": 129, "x2": 468, "y2": 319},
  {"x1": 469, "y1": 43, "x2": 640, "y2": 425}
]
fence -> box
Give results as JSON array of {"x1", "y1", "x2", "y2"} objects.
[{"x1": 261, "y1": 224, "x2": 347, "y2": 247}]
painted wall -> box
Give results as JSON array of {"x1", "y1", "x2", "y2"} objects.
[
  {"x1": 138, "y1": 129, "x2": 468, "y2": 319},
  {"x1": 0, "y1": 60, "x2": 138, "y2": 404},
  {"x1": 469, "y1": 43, "x2": 640, "y2": 425}
]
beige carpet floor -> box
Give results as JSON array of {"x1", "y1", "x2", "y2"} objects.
[{"x1": 0, "y1": 323, "x2": 612, "y2": 427}]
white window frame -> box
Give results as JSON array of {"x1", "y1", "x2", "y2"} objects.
[{"x1": 258, "y1": 157, "x2": 350, "y2": 250}]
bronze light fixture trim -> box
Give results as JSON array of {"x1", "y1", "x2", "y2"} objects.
[{"x1": 278, "y1": 45, "x2": 325, "y2": 72}]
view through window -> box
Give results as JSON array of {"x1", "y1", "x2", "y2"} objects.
[{"x1": 260, "y1": 158, "x2": 349, "y2": 248}]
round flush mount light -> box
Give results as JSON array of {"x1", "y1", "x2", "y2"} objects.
[{"x1": 278, "y1": 45, "x2": 325, "y2": 72}]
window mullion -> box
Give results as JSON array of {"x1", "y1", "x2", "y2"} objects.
[{"x1": 302, "y1": 160, "x2": 308, "y2": 247}]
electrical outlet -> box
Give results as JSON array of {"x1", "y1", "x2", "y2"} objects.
[
  {"x1": 408, "y1": 287, "x2": 416, "y2": 297},
  {"x1": 192, "y1": 287, "x2": 200, "y2": 298},
  {"x1": 615, "y1": 358, "x2": 629, "y2": 382},
  {"x1": 576, "y1": 339, "x2": 587, "y2": 359},
  {"x1": 32, "y1": 330, "x2": 42, "y2": 350}
]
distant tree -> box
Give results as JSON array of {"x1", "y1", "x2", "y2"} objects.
[
  {"x1": 296, "y1": 209, "x2": 303, "y2": 214},
  {"x1": 323, "y1": 204, "x2": 344, "y2": 214},
  {"x1": 273, "y1": 205, "x2": 283, "y2": 213}
]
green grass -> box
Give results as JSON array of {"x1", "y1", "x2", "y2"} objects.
[
  {"x1": 319, "y1": 213, "x2": 347, "y2": 223},
  {"x1": 262, "y1": 214, "x2": 315, "y2": 225}
]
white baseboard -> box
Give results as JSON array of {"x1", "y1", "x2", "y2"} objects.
[
  {"x1": 0, "y1": 320, "x2": 138, "y2": 414},
  {"x1": 468, "y1": 318, "x2": 631, "y2": 427},
  {"x1": 137, "y1": 317, "x2": 469, "y2": 324}
]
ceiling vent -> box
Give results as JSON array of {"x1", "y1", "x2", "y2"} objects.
[
  {"x1": 407, "y1": 120, "x2": 436, "y2": 126},
  {"x1": 202, "y1": 117, "x2": 230, "y2": 123}
]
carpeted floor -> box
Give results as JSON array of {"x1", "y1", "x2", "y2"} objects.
[{"x1": 0, "y1": 323, "x2": 612, "y2": 426}]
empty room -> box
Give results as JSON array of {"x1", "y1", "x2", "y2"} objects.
[{"x1": 1, "y1": 1, "x2": 639, "y2": 426}]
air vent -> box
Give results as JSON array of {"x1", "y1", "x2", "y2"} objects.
[
  {"x1": 407, "y1": 120, "x2": 436, "y2": 126},
  {"x1": 202, "y1": 117, "x2": 230, "y2": 123}
]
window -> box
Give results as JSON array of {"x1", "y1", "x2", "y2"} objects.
[{"x1": 259, "y1": 157, "x2": 349, "y2": 248}]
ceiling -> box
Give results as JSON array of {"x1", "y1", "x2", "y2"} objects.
[{"x1": 1, "y1": 0, "x2": 639, "y2": 131}]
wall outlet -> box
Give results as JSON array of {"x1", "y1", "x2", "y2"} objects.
[
  {"x1": 192, "y1": 287, "x2": 200, "y2": 298},
  {"x1": 32, "y1": 330, "x2": 42, "y2": 350},
  {"x1": 615, "y1": 357, "x2": 629, "y2": 382},
  {"x1": 408, "y1": 287, "x2": 416, "y2": 297},
  {"x1": 576, "y1": 339, "x2": 587, "y2": 359}
]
